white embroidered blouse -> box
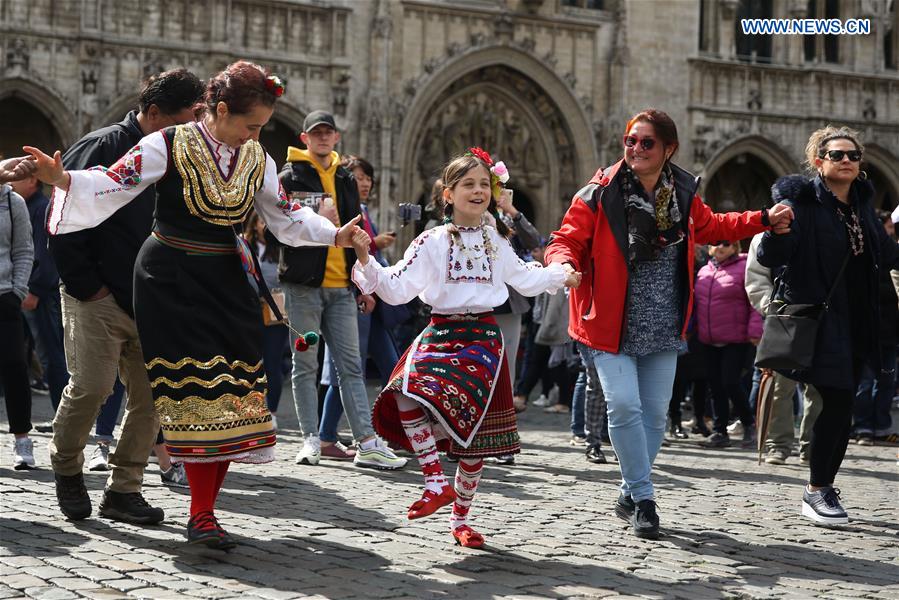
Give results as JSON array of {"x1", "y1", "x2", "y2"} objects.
[
  {"x1": 352, "y1": 225, "x2": 568, "y2": 314},
  {"x1": 46, "y1": 122, "x2": 337, "y2": 247}
]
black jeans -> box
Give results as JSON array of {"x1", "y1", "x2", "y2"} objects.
[
  {"x1": 809, "y1": 358, "x2": 865, "y2": 487},
  {"x1": 706, "y1": 343, "x2": 754, "y2": 434},
  {"x1": 0, "y1": 292, "x2": 32, "y2": 434}
]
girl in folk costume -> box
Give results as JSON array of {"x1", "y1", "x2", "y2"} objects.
[
  {"x1": 350, "y1": 149, "x2": 581, "y2": 548},
  {"x1": 25, "y1": 61, "x2": 362, "y2": 549}
]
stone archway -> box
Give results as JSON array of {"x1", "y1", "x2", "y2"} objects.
[
  {"x1": 0, "y1": 97, "x2": 64, "y2": 160},
  {"x1": 861, "y1": 145, "x2": 899, "y2": 212},
  {"x1": 396, "y1": 47, "x2": 597, "y2": 239},
  {"x1": 0, "y1": 77, "x2": 75, "y2": 152},
  {"x1": 701, "y1": 136, "x2": 795, "y2": 213}
]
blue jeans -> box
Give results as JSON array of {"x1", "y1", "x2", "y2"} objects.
[
  {"x1": 854, "y1": 344, "x2": 897, "y2": 436},
  {"x1": 582, "y1": 345, "x2": 678, "y2": 502},
  {"x1": 94, "y1": 378, "x2": 125, "y2": 441},
  {"x1": 319, "y1": 309, "x2": 398, "y2": 442},
  {"x1": 571, "y1": 368, "x2": 587, "y2": 437},
  {"x1": 23, "y1": 290, "x2": 69, "y2": 411},
  {"x1": 283, "y1": 284, "x2": 375, "y2": 441},
  {"x1": 262, "y1": 323, "x2": 289, "y2": 413}
]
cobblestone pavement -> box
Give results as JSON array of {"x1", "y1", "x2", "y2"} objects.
[{"x1": 1, "y1": 388, "x2": 897, "y2": 600}]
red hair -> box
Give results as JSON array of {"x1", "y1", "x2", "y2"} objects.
[{"x1": 624, "y1": 108, "x2": 679, "y2": 157}]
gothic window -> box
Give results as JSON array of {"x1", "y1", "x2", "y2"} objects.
[
  {"x1": 735, "y1": 0, "x2": 773, "y2": 63},
  {"x1": 804, "y1": 0, "x2": 840, "y2": 63},
  {"x1": 560, "y1": 0, "x2": 605, "y2": 8}
]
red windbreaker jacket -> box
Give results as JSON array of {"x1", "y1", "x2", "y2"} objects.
[{"x1": 544, "y1": 159, "x2": 769, "y2": 353}]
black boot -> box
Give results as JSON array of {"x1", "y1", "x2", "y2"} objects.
[
  {"x1": 99, "y1": 489, "x2": 164, "y2": 525},
  {"x1": 55, "y1": 473, "x2": 92, "y2": 520}
]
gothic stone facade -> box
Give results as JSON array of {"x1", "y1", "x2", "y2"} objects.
[{"x1": 1, "y1": 0, "x2": 897, "y2": 246}]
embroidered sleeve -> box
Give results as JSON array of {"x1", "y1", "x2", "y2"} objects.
[
  {"x1": 352, "y1": 228, "x2": 437, "y2": 304},
  {"x1": 500, "y1": 235, "x2": 567, "y2": 297},
  {"x1": 46, "y1": 132, "x2": 167, "y2": 235},
  {"x1": 254, "y1": 153, "x2": 337, "y2": 247}
]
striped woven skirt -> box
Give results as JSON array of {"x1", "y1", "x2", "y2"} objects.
[
  {"x1": 132, "y1": 230, "x2": 275, "y2": 463},
  {"x1": 372, "y1": 314, "x2": 520, "y2": 458}
]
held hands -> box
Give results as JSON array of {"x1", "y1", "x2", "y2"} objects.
[
  {"x1": 22, "y1": 146, "x2": 69, "y2": 190},
  {"x1": 357, "y1": 294, "x2": 376, "y2": 315},
  {"x1": 767, "y1": 203, "x2": 794, "y2": 235},
  {"x1": 351, "y1": 227, "x2": 372, "y2": 265},
  {"x1": 562, "y1": 262, "x2": 582, "y2": 289},
  {"x1": 496, "y1": 189, "x2": 518, "y2": 217},
  {"x1": 0, "y1": 156, "x2": 37, "y2": 185},
  {"x1": 335, "y1": 214, "x2": 364, "y2": 248}
]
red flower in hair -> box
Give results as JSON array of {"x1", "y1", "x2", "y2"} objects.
[
  {"x1": 466, "y1": 146, "x2": 493, "y2": 166},
  {"x1": 265, "y1": 75, "x2": 285, "y2": 97}
]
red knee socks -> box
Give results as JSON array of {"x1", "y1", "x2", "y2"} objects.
[{"x1": 184, "y1": 461, "x2": 230, "y2": 524}]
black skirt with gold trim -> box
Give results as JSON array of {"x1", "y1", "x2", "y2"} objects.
[{"x1": 134, "y1": 228, "x2": 274, "y2": 463}]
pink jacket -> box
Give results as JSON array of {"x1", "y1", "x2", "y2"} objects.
[{"x1": 694, "y1": 253, "x2": 763, "y2": 345}]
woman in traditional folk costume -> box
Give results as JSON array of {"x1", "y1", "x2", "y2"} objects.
[
  {"x1": 350, "y1": 149, "x2": 581, "y2": 548},
  {"x1": 26, "y1": 61, "x2": 361, "y2": 549}
]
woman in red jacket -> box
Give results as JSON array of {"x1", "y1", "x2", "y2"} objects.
[
  {"x1": 544, "y1": 109, "x2": 793, "y2": 540},
  {"x1": 694, "y1": 240, "x2": 763, "y2": 448}
]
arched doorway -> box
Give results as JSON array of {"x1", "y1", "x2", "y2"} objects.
[
  {"x1": 0, "y1": 97, "x2": 64, "y2": 160},
  {"x1": 704, "y1": 152, "x2": 780, "y2": 213},
  {"x1": 406, "y1": 66, "x2": 582, "y2": 237},
  {"x1": 260, "y1": 118, "x2": 301, "y2": 169},
  {"x1": 861, "y1": 146, "x2": 899, "y2": 214}
]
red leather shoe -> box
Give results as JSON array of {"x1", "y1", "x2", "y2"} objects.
[
  {"x1": 451, "y1": 525, "x2": 485, "y2": 548},
  {"x1": 407, "y1": 487, "x2": 455, "y2": 520}
]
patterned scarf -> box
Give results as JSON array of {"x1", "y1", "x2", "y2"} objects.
[{"x1": 622, "y1": 164, "x2": 685, "y2": 263}]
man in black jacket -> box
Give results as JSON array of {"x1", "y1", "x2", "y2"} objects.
[
  {"x1": 279, "y1": 110, "x2": 406, "y2": 470},
  {"x1": 48, "y1": 69, "x2": 203, "y2": 524}
]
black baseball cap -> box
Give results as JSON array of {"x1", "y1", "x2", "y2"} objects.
[{"x1": 303, "y1": 110, "x2": 337, "y2": 133}]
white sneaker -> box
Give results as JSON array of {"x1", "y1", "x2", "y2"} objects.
[
  {"x1": 295, "y1": 434, "x2": 321, "y2": 465},
  {"x1": 12, "y1": 437, "x2": 36, "y2": 470},
  {"x1": 532, "y1": 394, "x2": 551, "y2": 407},
  {"x1": 353, "y1": 438, "x2": 408, "y2": 470},
  {"x1": 160, "y1": 462, "x2": 189, "y2": 488},
  {"x1": 88, "y1": 442, "x2": 111, "y2": 471},
  {"x1": 726, "y1": 421, "x2": 744, "y2": 436}
]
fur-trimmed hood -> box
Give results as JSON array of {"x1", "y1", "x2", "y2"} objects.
[{"x1": 771, "y1": 173, "x2": 875, "y2": 206}]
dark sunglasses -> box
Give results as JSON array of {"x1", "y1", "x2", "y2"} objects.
[
  {"x1": 712, "y1": 241, "x2": 732, "y2": 247},
  {"x1": 623, "y1": 135, "x2": 657, "y2": 151},
  {"x1": 819, "y1": 149, "x2": 862, "y2": 162}
]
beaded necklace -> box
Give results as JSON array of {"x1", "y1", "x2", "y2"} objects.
[
  {"x1": 449, "y1": 225, "x2": 496, "y2": 272},
  {"x1": 835, "y1": 203, "x2": 865, "y2": 256}
]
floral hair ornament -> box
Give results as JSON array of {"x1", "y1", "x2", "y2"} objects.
[
  {"x1": 465, "y1": 146, "x2": 511, "y2": 200},
  {"x1": 265, "y1": 75, "x2": 285, "y2": 97}
]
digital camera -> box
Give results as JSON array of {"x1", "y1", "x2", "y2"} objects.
[{"x1": 398, "y1": 203, "x2": 422, "y2": 226}]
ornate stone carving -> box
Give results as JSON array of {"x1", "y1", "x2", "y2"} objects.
[
  {"x1": 494, "y1": 14, "x2": 514, "y2": 41},
  {"x1": 411, "y1": 66, "x2": 576, "y2": 193},
  {"x1": 6, "y1": 38, "x2": 29, "y2": 74},
  {"x1": 331, "y1": 70, "x2": 351, "y2": 116},
  {"x1": 862, "y1": 98, "x2": 877, "y2": 121},
  {"x1": 373, "y1": 15, "x2": 392, "y2": 39},
  {"x1": 563, "y1": 72, "x2": 577, "y2": 88},
  {"x1": 515, "y1": 37, "x2": 536, "y2": 53},
  {"x1": 747, "y1": 89, "x2": 762, "y2": 111}
]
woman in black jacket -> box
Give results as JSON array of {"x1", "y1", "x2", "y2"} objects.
[{"x1": 758, "y1": 126, "x2": 899, "y2": 526}]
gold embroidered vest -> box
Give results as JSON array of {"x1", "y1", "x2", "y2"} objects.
[{"x1": 170, "y1": 124, "x2": 266, "y2": 226}]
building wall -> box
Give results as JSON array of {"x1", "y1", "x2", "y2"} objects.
[{"x1": 2, "y1": 0, "x2": 897, "y2": 250}]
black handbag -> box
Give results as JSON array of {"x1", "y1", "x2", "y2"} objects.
[{"x1": 754, "y1": 253, "x2": 850, "y2": 371}]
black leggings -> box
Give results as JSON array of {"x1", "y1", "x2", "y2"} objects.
[
  {"x1": 809, "y1": 358, "x2": 864, "y2": 487},
  {"x1": 706, "y1": 343, "x2": 754, "y2": 434},
  {"x1": 0, "y1": 293, "x2": 32, "y2": 434}
]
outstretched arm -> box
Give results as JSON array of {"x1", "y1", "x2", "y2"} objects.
[{"x1": 25, "y1": 133, "x2": 167, "y2": 235}]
